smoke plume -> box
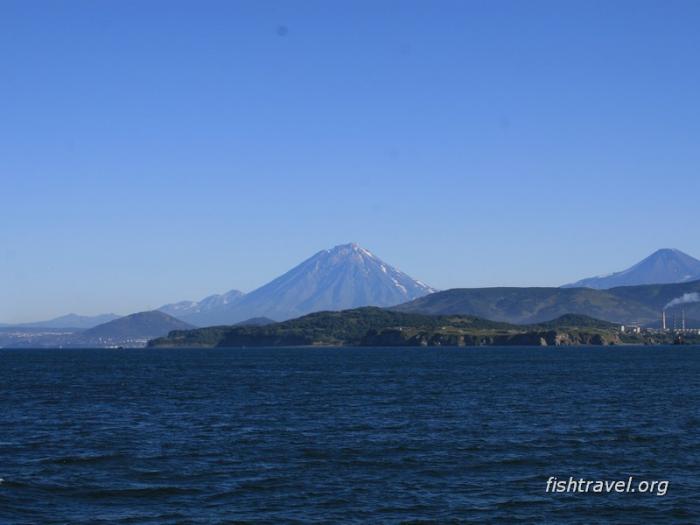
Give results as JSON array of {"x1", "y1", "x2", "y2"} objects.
[{"x1": 664, "y1": 293, "x2": 700, "y2": 310}]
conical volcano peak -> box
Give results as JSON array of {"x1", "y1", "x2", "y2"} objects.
[
  {"x1": 564, "y1": 248, "x2": 700, "y2": 289},
  {"x1": 651, "y1": 248, "x2": 688, "y2": 259},
  {"x1": 160, "y1": 243, "x2": 436, "y2": 325},
  {"x1": 319, "y1": 243, "x2": 382, "y2": 267},
  {"x1": 329, "y1": 242, "x2": 374, "y2": 255}
]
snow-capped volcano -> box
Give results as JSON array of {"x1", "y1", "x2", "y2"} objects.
[
  {"x1": 161, "y1": 243, "x2": 436, "y2": 326},
  {"x1": 230, "y1": 243, "x2": 436, "y2": 321},
  {"x1": 563, "y1": 248, "x2": 700, "y2": 289}
]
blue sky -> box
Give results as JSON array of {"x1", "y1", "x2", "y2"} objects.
[{"x1": 2, "y1": 1, "x2": 699, "y2": 322}]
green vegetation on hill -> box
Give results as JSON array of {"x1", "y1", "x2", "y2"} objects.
[
  {"x1": 392, "y1": 287, "x2": 651, "y2": 324},
  {"x1": 148, "y1": 308, "x2": 624, "y2": 348},
  {"x1": 234, "y1": 317, "x2": 277, "y2": 327},
  {"x1": 533, "y1": 314, "x2": 618, "y2": 330}
]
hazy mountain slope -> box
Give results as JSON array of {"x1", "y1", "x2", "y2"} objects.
[
  {"x1": 14, "y1": 313, "x2": 120, "y2": 329},
  {"x1": 563, "y1": 249, "x2": 700, "y2": 289},
  {"x1": 219, "y1": 243, "x2": 436, "y2": 324},
  {"x1": 81, "y1": 311, "x2": 194, "y2": 340}
]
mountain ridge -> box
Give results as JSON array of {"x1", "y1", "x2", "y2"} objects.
[
  {"x1": 159, "y1": 290, "x2": 245, "y2": 326},
  {"x1": 394, "y1": 280, "x2": 700, "y2": 327}
]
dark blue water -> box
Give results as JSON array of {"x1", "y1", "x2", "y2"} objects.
[{"x1": 1, "y1": 347, "x2": 699, "y2": 524}]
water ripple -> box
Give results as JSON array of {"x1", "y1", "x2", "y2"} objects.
[{"x1": 1, "y1": 346, "x2": 699, "y2": 523}]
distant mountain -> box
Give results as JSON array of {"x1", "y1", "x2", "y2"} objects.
[
  {"x1": 13, "y1": 313, "x2": 121, "y2": 329},
  {"x1": 161, "y1": 243, "x2": 435, "y2": 326},
  {"x1": 1, "y1": 311, "x2": 193, "y2": 348},
  {"x1": 79, "y1": 311, "x2": 194, "y2": 344},
  {"x1": 563, "y1": 249, "x2": 700, "y2": 289},
  {"x1": 395, "y1": 280, "x2": 700, "y2": 327},
  {"x1": 159, "y1": 290, "x2": 245, "y2": 326}
]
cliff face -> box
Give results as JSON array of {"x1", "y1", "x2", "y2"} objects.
[{"x1": 360, "y1": 329, "x2": 621, "y2": 347}]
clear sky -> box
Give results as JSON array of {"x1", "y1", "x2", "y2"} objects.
[{"x1": 2, "y1": 1, "x2": 699, "y2": 322}]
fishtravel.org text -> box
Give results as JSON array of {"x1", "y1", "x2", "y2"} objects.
[{"x1": 546, "y1": 476, "x2": 668, "y2": 496}]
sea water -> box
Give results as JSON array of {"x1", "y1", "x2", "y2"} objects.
[{"x1": 1, "y1": 346, "x2": 698, "y2": 523}]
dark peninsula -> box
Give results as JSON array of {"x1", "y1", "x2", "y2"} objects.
[{"x1": 146, "y1": 308, "x2": 658, "y2": 348}]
